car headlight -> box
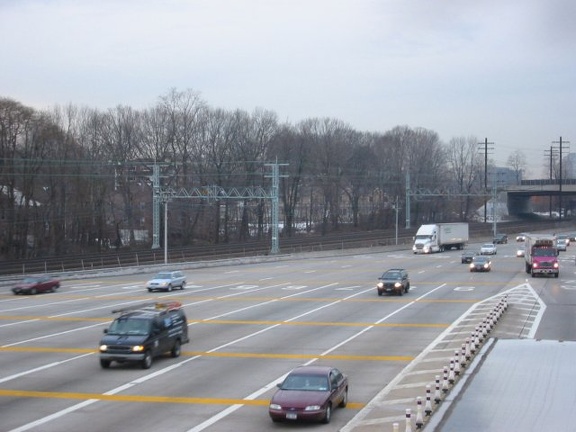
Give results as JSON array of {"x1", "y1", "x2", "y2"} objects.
[
  {"x1": 554, "y1": 263, "x2": 559, "y2": 269},
  {"x1": 484, "y1": 264, "x2": 489, "y2": 269},
  {"x1": 304, "y1": 405, "x2": 322, "y2": 411},
  {"x1": 394, "y1": 282, "x2": 402, "y2": 288},
  {"x1": 377, "y1": 282, "x2": 383, "y2": 288},
  {"x1": 269, "y1": 403, "x2": 281, "y2": 410},
  {"x1": 132, "y1": 345, "x2": 145, "y2": 352},
  {"x1": 469, "y1": 263, "x2": 474, "y2": 269},
  {"x1": 99, "y1": 345, "x2": 108, "y2": 352}
]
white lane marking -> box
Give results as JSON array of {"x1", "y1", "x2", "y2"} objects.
[
  {"x1": 0, "y1": 319, "x2": 40, "y2": 329},
  {"x1": 7, "y1": 282, "x2": 342, "y2": 432},
  {"x1": 2, "y1": 322, "x2": 107, "y2": 347},
  {"x1": 186, "y1": 283, "x2": 449, "y2": 432},
  {"x1": 230, "y1": 285, "x2": 258, "y2": 290},
  {"x1": 0, "y1": 353, "x2": 93, "y2": 384},
  {"x1": 7, "y1": 281, "x2": 450, "y2": 432},
  {"x1": 336, "y1": 286, "x2": 361, "y2": 291}
]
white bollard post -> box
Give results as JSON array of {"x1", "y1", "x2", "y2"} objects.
[
  {"x1": 442, "y1": 366, "x2": 450, "y2": 393},
  {"x1": 405, "y1": 408, "x2": 413, "y2": 432},
  {"x1": 448, "y1": 358, "x2": 456, "y2": 385},
  {"x1": 415, "y1": 396, "x2": 424, "y2": 429},
  {"x1": 425, "y1": 384, "x2": 432, "y2": 416},
  {"x1": 454, "y1": 350, "x2": 461, "y2": 376},
  {"x1": 393, "y1": 422, "x2": 399, "y2": 432},
  {"x1": 474, "y1": 327, "x2": 481, "y2": 349},
  {"x1": 434, "y1": 375, "x2": 442, "y2": 404}
]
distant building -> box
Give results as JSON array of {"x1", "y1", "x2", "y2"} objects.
[
  {"x1": 488, "y1": 167, "x2": 520, "y2": 187},
  {"x1": 565, "y1": 153, "x2": 576, "y2": 179}
]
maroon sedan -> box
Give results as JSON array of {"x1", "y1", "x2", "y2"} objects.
[
  {"x1": 269, "y1": 365, "x2": 348, "y2": 424},
  {"x1": 12, "y1": 275, "x2": 60, "y2": 295}
]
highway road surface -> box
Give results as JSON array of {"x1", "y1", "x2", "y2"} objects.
[{"x1": 1, "y1": 237, "x2": 574, "y2": 432}]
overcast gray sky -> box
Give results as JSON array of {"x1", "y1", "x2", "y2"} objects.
[{"x1": 1, "y1": 0, "x2": 575, "y2": 177}]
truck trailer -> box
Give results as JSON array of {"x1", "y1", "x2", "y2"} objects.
[
  {"x1": 524, "y1": 234, "x2": 559, "y2": 277},
  {"x1": 412, "y1": 223, "x2": 469, "y2": 254}
]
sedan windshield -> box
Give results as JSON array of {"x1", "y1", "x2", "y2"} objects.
[
  {"x1": 281, "y1": 375, "x2": 329, "y2": 391},
  {"x1": 155, "y1": 273, "x2": 172, "y2": 279},
  {"x1": 22, "y1": 277, "x2": 40, "y2": 284}
]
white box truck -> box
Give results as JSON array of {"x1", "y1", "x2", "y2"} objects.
[{"x1": 412, "y1": 223, "x2": 469, "y2": 254}]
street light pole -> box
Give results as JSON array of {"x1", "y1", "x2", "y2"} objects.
[
  {"x1": 164, "y1": 200, "x2": 168, "y2": 264},
  {"x1": 395, "y1": 196, "x2": 399, "y2": 245}
]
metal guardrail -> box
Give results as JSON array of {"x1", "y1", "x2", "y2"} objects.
[{"x1": 0, "y1": 220, "x2": 570, "y2": 280}]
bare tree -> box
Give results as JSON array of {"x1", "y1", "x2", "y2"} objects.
[
  {"x1": 371, "y1": 130, "x2": 407, "y2": 228},
  {"x1": 268, "y1": 123, "x2": 312, "y2": 236},
  {"x1": 0, "y1": 98, "x2": 45, "y2": 258},
  {"x1": 304, "y1": 118, "x2": 353, "y2": 234},
  {"x1": 405, "y1": 127, "x2": 447, "y2": 223},
  {"x1": 506, "y1": 149, "x2": 527, "y2": 184},
  {"x1": 232, "y1": 108, "x2": 278, "y2": 241},
  {"x1": 342, "y1": 132, "x2": 377, "y2": 228},
  {"x1": 446, "y1": 136, "x2": 483, "y2": 220},
  {"x1": 196, "y1": 107, "x2": 240, "y2": 244},
  {"x1": 100, "y1": 106, "x2": 143, "y2": 248}
]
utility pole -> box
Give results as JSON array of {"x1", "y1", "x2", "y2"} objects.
[
  {"x1": 544, "y1": 146, "x2": 558, "y2": 218},
  {"x1": 552, "y1": 137, "x2": 570, "y2": 220},
  {"x1": 405, "y1": 172, "x2": 411, "y2": 229},
  {"x1": 478, "y1": 138, "x2": 494, "y2": 223}
]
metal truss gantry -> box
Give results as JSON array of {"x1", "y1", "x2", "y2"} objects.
[
  {"x1": 151, "y1": 163, "x2": 285, "y2": 254},
  {"x1": 405, "y1": 173, "x2": 491, "y2": 229}
]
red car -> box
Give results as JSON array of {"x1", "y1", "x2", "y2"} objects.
[
  {"x1": 12, "y1": 275, "x2": 60, "y2": 295},
  {"x1": 269, "y1": 365, "x2": 348, "y2": 424}
]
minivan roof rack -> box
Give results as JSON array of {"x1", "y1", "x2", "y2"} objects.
[{"x1": 112, "y1": 301, "x2": 182, "y2": 314}]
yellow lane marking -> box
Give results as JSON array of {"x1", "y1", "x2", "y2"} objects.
[
  {"x1": 0, "y1": 315, "x2": 449, "y2": 329},
  {"x1": 0, "y1": 294, "x2": 481, "y2": 303},
  {"x1": 194, "y1": 320, "x2": 449, "y2": 328},
  {"x1": 0, "y1": 347, "x2": 413, "y2": 362},
  {"x1": 183, "y1": 352, "x2": 414, "y2": 361},
  {"x1": 0, "y1": 316, "x2": 109, "y2": 322},
  {"x1": 0, "y1": 389, "x2": 364, "y2": 409}
]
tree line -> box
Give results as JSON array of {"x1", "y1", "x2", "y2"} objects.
[{"x1": 0, "y1": 89, "x2": 526, "y2": 259}]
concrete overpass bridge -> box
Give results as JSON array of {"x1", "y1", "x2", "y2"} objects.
[{"x1": 506, "y1": 179, "x2": 576, "y2": 217}]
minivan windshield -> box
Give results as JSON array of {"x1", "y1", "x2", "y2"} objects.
[{"x1": 108, "y1": 318, "x2": 151, "y2": 336}]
